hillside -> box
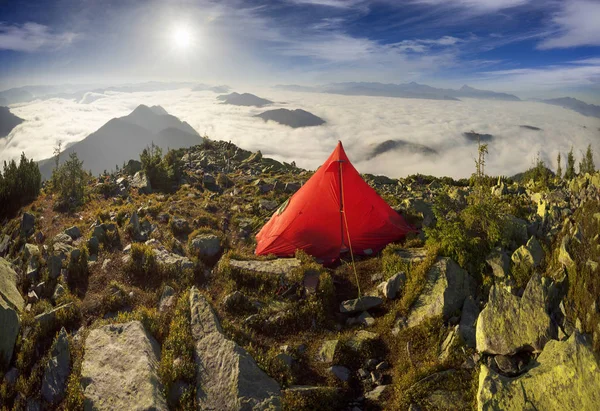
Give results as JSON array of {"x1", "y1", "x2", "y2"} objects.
[
  {"x1": 0, "y1": 106, "x2": 24, "y2": 138},
  {"x1": 1, "y1": 138, "x2": 600, "y2": 410},
  {"x1": 37, "y1": 105, "x2": 199, "y2": 179}
]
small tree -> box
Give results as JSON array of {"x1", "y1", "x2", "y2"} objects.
[
  {"x1": 53, "y1": 139, "x2": 63, "y2": 171},
  {"x1": 52, "y1": 152, "x2": 89, "y2": 210},
  {"x1": 556, "y1": 153, "x2": 562, "y2": 180},
  {"x1": 579, "y1": 144, "x2": 596, "y2": 175},
  {"x1": 565, "y1": 146, "x2": 576, "y2": 180}
]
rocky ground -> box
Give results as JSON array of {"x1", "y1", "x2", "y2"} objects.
[{"x1": 1, "y1": 139, "x2": 600, "y2": 410}]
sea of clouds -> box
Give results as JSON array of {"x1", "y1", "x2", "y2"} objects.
[{"x1": 2, "y1": 87, "x2": 599, "y2": 179}]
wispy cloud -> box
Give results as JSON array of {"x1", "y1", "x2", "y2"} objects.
[
  {"x1": 538, "y1": 0, "x2": 600, "y2": 49},
  {"x1": 0, "y1": 22, "x2": 77, "y2": 52},
  {"x1": 409, "y1": 0, "x2": 532, "y2": 12}
]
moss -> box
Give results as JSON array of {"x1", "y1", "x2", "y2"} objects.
[{"x1": 281, "y1": 387, "x2": 342, "y2": 411}]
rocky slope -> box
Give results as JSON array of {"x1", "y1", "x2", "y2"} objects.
[{"x1": 1, "y1": 138, "x2": 600, "y2": 410}]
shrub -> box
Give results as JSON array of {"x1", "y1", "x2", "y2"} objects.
[
  {"x1": 0, "y1": 153, "x2": 42, "y2": 219},
  {"x1": 67, "y1": 247, "x2": 90, "y2": 292},
  {"x1": 126, "y1": 243, "x2": 159, "y2": 280},
  {"x1": 51, "y1": 152, "x2": 89, "y2": 211},
  {"x1": 140, "y1": 144, "x2": 182, "y2": 192}
]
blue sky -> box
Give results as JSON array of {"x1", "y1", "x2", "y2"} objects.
[{"x1": 1, "y1": 0, "x2": 600, "y2": 100}]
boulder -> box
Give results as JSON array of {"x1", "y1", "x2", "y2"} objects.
[
  {"x1": 328, "y1": 366, "x2": 350, "y2": 382},
  {"x1": 65, "y1": 226, "x2": 82, "y2": 240},
  {"x1": 458, "y1": 296, "x2": 479, "y2": 348},
  {"x1": 317, "y1": 340, "x2": 339, "y2": 363},
  {"x1": 406, "y1": 258, "x2": 475, "y2": 328},
  {"x1": 558, "y1": 235, "x2": 575, "y2": 268},
  {"x1": 511, "y1": 236, "x2": 544, "y2": 269},
  {"x1": 477, "y1": 333, "x2": 600, "y2": 410},
  {"x1": 34, "y1": 303, "x2": 74, "y2": 330},
  {"x1": 21, "y1": 212, "x2": 35, "y2": 236},
  {"x1": 81, "y1": 321, "x2": 167, "y2": 410},
  {"x1": 190, "y1": 234, "x2": 222, "y2": 258},
  {"x1": 0, "y1": 234, "x2": 10, "y2": 256},
  {"x1": 152, "y1": 249, "x2": 194, "y2": 270},
  {"x1": 158, "y1": 285, "x2": 175, "y2": 312},
  {"x1": 189, "y1": 287, "x2": 281, "y2": 410},
  {"x1": 485, "y1": 249, "x2": 510, "y2": 278},
  {"x1": 378, "y1": 272, "x2": 406, "y2": 299},
  {"x1": 131, "y1": 171, "x2": 152, "y2": 194},
  {"x1": 0, "y1": 258, "x2": 24, "y2": 366},
  {"x1": 340, "y1": 296, "x2": 383, "y2": 314},
  {"x1": 41, "y1": 328, "x2": 70, "y2": 404},
  {"x1": 53, "y1": 233, "x2": 73, "y2": 245},
  {"x1": 48, "y1": 255, "x2": 64, "y2": 280},
  {"x1": 476, "y1": 273, "x2": 555, "y2": 355}
]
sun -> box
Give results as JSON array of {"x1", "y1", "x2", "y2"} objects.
[{"x1": 171, "y1": 25, "x2": 193, "y2": 49}]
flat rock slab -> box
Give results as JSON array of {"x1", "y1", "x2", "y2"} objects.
[
  {"x1": 190, "y1": 287, "x2": 281, "y2": 410},
  {"x1": 394, "y1": 248, "x2": 427, "y2": 265},
  {"x1": 228, "y1": 258, "x2": 301, "y2": 276},
  {"x1": 478, "y1": 333, "x2": 600, "y2": 410},
  {"x1": 81, "y1": 321, "x2": 167, "y2": 411},
  {"x1": 340, "y1": 296, "x2": 383, "y2": 314},
  {"x1": 407, "y1": 257, "x2": 474, "y2": 328},
  {"x1": 476, "y1": 273, "x2": 554, "y2": 355},
  {"x1": 0, "y1": 257, "x2": 24, "y2": 365}
]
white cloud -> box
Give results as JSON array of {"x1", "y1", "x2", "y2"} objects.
[
  {"x1": 410, "y1": 0, "x2": 531, "y2": 11},
  {"x1": 0, "y1": 22, "x2": 77, "y2": 52},
  {"x1": 477, "y1": 59, "x2": 600, "y2": 91},
  {"x1": 538, "y1": 0, "x2": 600, "y2": 49},
  {"x1": 2, "y1": 88, "x2": 599, "y2": 180},
  {"x1": 285, "y1": 0, "x2": 366, "y2": 8}
]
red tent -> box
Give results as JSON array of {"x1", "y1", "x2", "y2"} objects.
[{"x1": 255, "y1": 141, "x2": 415, "y2": 263}]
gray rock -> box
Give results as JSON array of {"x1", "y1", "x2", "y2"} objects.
[
  {"x1": 226, "y1": 258, "x2": 301, "y2": 276},
  {"x1": 259, "y1": 199, "x2": 278, "y2": 211},
  {"x1": 328, "y1": 365, "x2": 350, "y2": 382},
  {"x1": 407, "y1": 258, "x2": 475, "y2": 328},
  {"x1": 53, "y1": 284, "x2": 66, "y2": 302},
  {"x1": 153, "y1": 249, "x2": 194, "y2": 270},
  {"x1": 365, "y1": 385, "x2": 391, "y2": 401},
  {"x1": 21, "y1": 212, "x2": 35, "y2": 235},
  {"x1": 378, "y1": 272, "x2": 406, "y2": 299},
  {"x1": 317, "y1": 340, "x2": 339, "y2": 363},
  {"x1": 87, "y1": 236, "x2": 100, "y2": 254},
  {"x1": 189, "y1": 287, "x2": 281, "y2": 410},
  {"x1": 81, "y1": 321, "x2": 167, "y2": 410},
  {"x1": 131, "y1": 171, "x2": 152, "y2": 194},
  {"x1": 190, "y1": 234, "x2": 222, "y2": 258},
  {"x1": 0, "y1": 258, "x2": 24, "y2": 366},
  {"x1": 274, "y1": 353, "x2": 294, "y2": 370},
  {"x1": 170, "y1": 217, "x2": 190, "y2": 234},
  {"x1": 494, "y1": 355, "x2": 519, "y2": 375},
  {"x1": 222, "y1": 291, "x2": 250, "y2": 312},
  {"x1": 357, "y1": 311, "x2": 375, "y2": 327},
  {"x1": 48, "y1": 255, "x2": 64, "y2": 280},
  {"x1": 478, "y1": 333, "x2": 600, "y2": 410},
  {"x1": 485, "y1": 249, "x2": 510, "y2": 278},
  {"x1": 4, "y1": 367, "x2": 18, "y2": 385},
  {"x1": 340, "y1": 296, "x2": 383, "y2": 314},
  {"x1": 476, "y1": 273, "x2": 555, "y2": 355},
  {"x1": 41, "y1": 328, "x2": 70, "y2": 403},
  {"x1": 458, "y1": 296, "x2": 479, "y2": 348},
  {"x1": 65, "y1": 226, "x2": 82, "y2": 240},
  {"x1": 511, "y1": 236, "x2": 544, "y2": 269},
  {"x1": 393, "y1": 247, "x2": 427, "y2": 264},
  {"x1": 0, "y1": 234, "x2": 10, "y2": 257},
  {"x1": 53, "y1": 232, "x2": 73, "y2": 245},
  {"x1": 158, "y1": 286, "x2": 175, "y2": 312},
  {"x1": 439, "y1": 326, "x2": 458, "y2": 362}
]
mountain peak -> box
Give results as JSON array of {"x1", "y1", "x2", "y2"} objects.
[{"x1": 460, "y1": 84, "x2": 474, "y2": 91}]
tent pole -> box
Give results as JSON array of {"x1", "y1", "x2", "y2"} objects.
[{"x1": 339, "y1": 161, "x2": 362, "y2": 300}]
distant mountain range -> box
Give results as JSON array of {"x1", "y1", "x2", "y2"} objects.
[
  {"x1": 367, "y1": 139, "x2": 438, "y2": 160},
  {"x1": 193, "y1": 84, "x2": 231, "y2": 93},
  {"x1": 38, "y1": 105, "x2": 200, "y2": 179},
  {"x1": 217, "y1": 92, "x2": 273, "y2": 107},
  {"x1": 275, "y1": 82, "x2": 521, "y2": 102},
  {"x1": 255, "y1": 109, "x2": 325, "y2": 128},
  {"x1": 539, "y1": 97, "x2": 600, "y2": 119},
  {"x1": 0, "y1": 107, "x2": 24, "y2": 138}
]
